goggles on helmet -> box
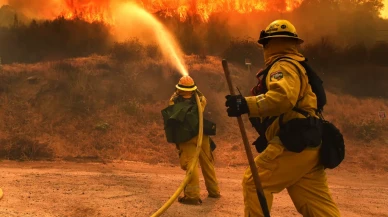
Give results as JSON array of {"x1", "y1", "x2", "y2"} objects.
[{"x1": 259, "y1": 30, "x2": 299, "y2": 39}]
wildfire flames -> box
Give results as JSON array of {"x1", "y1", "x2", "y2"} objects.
[
  {"x1": 139, "y1": 0, "x2": 304, "y2": 21},
  {"x1": 3, "y1": 0, "x2": 388, "y2": 24},
  {"x1": 58, "y1": 0, "x2": 114, "y2": 24},
  {"x1": 4, "y1": 0, "x2": 305, "y2": 24}
]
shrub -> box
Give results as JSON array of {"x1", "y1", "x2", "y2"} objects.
[
  {"x1": 122, "y1": 100, "x2": 143, "y2": 115},
  {"x1": 0, "y1": 136, "x2": 54, "y2": 160},
  {"x1": 95, "y1": 122, "x2": 110, "y2": 132},
  {"x1": 0, "y1": 16, "x2": 112, "y2": 64},
  {"x1": 110, "y1": 38, "x2": 145, "y2": 62}
]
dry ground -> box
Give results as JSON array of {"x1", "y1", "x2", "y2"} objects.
[{"x1": 1, "y1": 160, "x2": 387, "y2": 217}]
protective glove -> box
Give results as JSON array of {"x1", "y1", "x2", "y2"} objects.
[
  {"x1": 252, "y1": 136, "x2": 268, "y2": 153},
  {"x1": 225, "y1": 95, "x2": 249, "y2": 117}
]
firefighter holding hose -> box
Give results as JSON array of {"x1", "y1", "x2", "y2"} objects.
[
  {"x1": 224, "y1": 20, "x2": 341, "y2": 216},
  {"x1": 162, "y1": 75, "x2": 220, "y2": 205}
]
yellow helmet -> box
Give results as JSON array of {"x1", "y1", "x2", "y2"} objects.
[
  {"x1": 176, "y1": 75, "x2": 197, "y2": 91},
  {"x1": 258, "y1": 19, "x2": 303, "y2": 45}
]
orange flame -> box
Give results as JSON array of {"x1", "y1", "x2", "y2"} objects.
[
  {"x1": 42, "y1": 0, "x2": 305, "y2": 23},
  {"x1": 59, "y1": 0, "x2": 114, "y2": 24},
  {"x1": 147, "y1": 0, "x2": 305, "y2": 21},
  {"x1": 3, "y1": 0, "x2": 388, "y2": 23}
]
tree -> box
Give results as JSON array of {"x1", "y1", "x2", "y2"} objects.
[{"x1": 12, "y1": 14, "x2": 18, "y2": 28}]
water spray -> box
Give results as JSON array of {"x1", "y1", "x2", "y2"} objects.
[{"x1": 113, "y1": 2, "x2": 189, "y2": 76}]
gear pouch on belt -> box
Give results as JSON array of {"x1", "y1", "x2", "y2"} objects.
[
  {"x1": 250, "y1": 117, "x2": 268, "y2": 153},
  {"x1": 210, "y1": 137, "x2": 217, "y2": 151},
  {"x1": 250, "y1": 117, "x2": 277, "y2": 153},
  {"x1": 279, "y1": 116, "x2": 322, "y2": 153},
  {"x1": 203, "y1": 119, "x2": 216, "y2": 135},
  {"x1": 320, "y1": 120, "x2": 345, "y2": 169}
]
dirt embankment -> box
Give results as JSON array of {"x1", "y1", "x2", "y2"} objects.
[{"x1": 0, "y1": 55, "x2": 387, "y2": 173}]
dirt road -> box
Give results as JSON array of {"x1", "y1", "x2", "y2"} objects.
[{"x1": 0, "y1": 160, "x2": 387, "y2": 217}]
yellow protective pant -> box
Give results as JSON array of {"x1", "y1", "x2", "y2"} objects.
[
  {"x1": 177, "y1": 135, "x2": 220, "y2": 199},
  {"x1": 243, "y1": 143, "x2": 341, "y2": 217}
]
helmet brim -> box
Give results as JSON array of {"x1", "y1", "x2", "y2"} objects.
[
  {"x1": 176, "y1": 84, "x2": 197, "y2": 91},
  {"x1": 258, "y1": 35, "x2": 304, "y2": 45}
]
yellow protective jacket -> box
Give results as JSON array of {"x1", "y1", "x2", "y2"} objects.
[{"x1": 245, "y1": 38, "x2": 318, "y2": 145}]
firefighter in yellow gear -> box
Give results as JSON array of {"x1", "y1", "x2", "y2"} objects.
[
  {"x1": 169, "y1": 75, "x2": 220, "y2": 205},
  {"x1": 225, "y1": 20, "x2": 341, "y2": 216}
]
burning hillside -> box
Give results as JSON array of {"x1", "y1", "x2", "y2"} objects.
[
  {"x1": 139, "y1": 0, "x2": 304, "y2": 21},
  {"x1": 1, "y1": 0, "x2": 387, "y2": 47},
  {"x1": 1, "y1": 0, "x2": 304, "y2": 23},
  {"x1": 2, "y1": 0, "x2": 388, "y2": 24}
]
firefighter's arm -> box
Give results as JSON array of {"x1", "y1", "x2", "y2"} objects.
[
  {"x1": 168, "y1": 92, "x2": 179, "y2": 106},
  {"x1": 245, "y1": 61, "x2": 301, "y2": 117}
]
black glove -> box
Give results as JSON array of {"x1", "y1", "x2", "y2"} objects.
[
  {"x1": 252, "y1": 136, "x2": 268, "y2": 153},
  {"x1": 225, "y1": 95, "x2": 249, "y2": 117}
]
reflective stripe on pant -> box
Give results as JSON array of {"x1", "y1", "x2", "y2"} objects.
[
  {"x1": 243, "y1": 143, "x2": 341, "y2": 217},
  {"x1": 178, "y1": 135, "x2": 220, "y2": 199}
]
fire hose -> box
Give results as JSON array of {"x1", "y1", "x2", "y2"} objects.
[
  {"x1": 151, "y1": 92, "x2": 204, "y2": 217},
  {"x1": 222, "y1": 59, "x2": 271, "y2": 217}
]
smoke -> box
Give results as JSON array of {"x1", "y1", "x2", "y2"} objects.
[
  {"x1": 201, "y1": 0, "x2": 388, "y2": 46},
  {"x1": 2, "y1": 0, "x2": 67, "y2": 19},
  {"x1": 0, "y1": 0, "x2": 189, "y2": 75}
]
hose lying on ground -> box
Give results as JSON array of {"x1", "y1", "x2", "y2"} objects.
[{"x1": 150, "y1": 92, "x2": 204, "y2": 217}]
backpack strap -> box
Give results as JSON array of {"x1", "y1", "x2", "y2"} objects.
[
  {"x1": 292, "y1": 107, "x2": 310, "y2": 117},
  {"x1": 257, "y1": 57, "x2": 290, "y2": 85},
  {"x1": 259, "y1": 57, "x2": 316, "y2": 133},
  {"x1": 268, "y1": 58, "x2": 314, "y2": 126},
  {"x1": 275, "y1": 58, "x2": 320, "y2": 116}
]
